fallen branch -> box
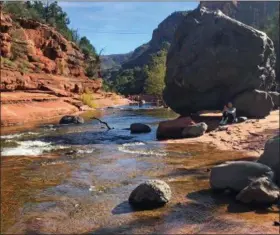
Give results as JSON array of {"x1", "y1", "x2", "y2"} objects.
[{"x1": 91, "y1": 117, "x2": 113, "y2": 130}]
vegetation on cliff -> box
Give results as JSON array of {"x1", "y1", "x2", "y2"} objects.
[{"x1": 2, "y1": 1, "x2": 99, "y2": 79}]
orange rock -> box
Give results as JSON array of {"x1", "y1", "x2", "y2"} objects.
[{"x1": 157, "y1": 117, "x2": 196, "y2": 140}]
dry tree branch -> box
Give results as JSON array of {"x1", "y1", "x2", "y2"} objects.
[{"x1": 91, "y1": 117, "x2": 113, "y2": 130}]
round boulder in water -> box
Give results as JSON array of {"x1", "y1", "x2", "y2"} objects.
[
  {"x1": 59, "y1": 115, "x2": 84, "y2": 124},
  {"x1": 130, "y1": 123, "x2": 151, "y2": 134},
  {"x1": 129, "y1": 180, "x2": 171, "y2": 208}
]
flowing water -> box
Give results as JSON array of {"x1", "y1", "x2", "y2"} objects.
[{"x1": 1, "y1": 105, "x2": 279, "y2": 234}]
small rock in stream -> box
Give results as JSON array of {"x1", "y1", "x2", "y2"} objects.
[{"x1": 129, "y1": 180, "x2": 171, "y2": 209}]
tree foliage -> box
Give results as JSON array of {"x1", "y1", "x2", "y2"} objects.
[{"x1": 144, "y1": 49, "x2": 167, "y2": 97}]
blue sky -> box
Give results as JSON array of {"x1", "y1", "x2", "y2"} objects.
[{"x1": 59, "y1": 2, "x2": 198, "y2": 55}]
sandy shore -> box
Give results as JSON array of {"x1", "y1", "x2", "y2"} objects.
[{"x1": 166, "y1": 110, "x2": 279, "y2": 157}]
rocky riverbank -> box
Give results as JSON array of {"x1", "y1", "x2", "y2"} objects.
[{"x1": 165, "y1": 110, "x2": 279, "y2": 157}]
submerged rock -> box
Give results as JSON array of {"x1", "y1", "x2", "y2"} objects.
[
  {"x1": 268, "y1": 91, "x2": 280, "y2": 109},
  {"x1": 210, "y1": 161, "x2": 274, "y2": 191},
  {"x1": 182, "y1": 122, "x2": 208, "y2": 138},
  {"x1": 233, "y1": 90, "x2": 274, "y2": 118},
  {"x1": 163, "y1": 7, "x2": 276, "y2": 116},
  {"x1": 258, "y1": 135, "x2": 280, "y2": 185},
  {"x1": 130, "y1": 123, "x2": 151, "y2": 134},
  {"x1": 129, "y1": 180, "x2": 171, "y2": 208},
  {"x1": 236, "y1": 177, "x2": 280, "y2": 204},
  {"x1": 59, "y1": 115, "x2": 84, "y2": 124},
  {"x1": 157, "y1": 117, "x2": 195, "y2": 140}
]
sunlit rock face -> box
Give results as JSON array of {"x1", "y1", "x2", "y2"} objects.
[{"x1": 163, "y1": 7, "x2": 276, "y2": 116}]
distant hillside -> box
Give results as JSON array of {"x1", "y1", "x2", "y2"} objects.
[
  {"x1": 101, "y1": 53, "x2": 132, "y2": 71},
  {"x1": 122, "y1": 11, "x2": 189, "y2": 70}
]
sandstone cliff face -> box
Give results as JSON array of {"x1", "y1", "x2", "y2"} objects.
[
  {"x1": 0, "y1": 12, "x2": 105, "y2": 127},
  {"x1": 0, "y1": 11, "x2": 101, "y2": 94}
]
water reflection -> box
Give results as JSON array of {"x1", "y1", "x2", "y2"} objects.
[{"x1": 1, "y1": 106, "x2": 278, "y2": 234}]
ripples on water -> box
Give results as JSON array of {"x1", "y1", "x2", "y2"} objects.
[{"x1": 1, "y1": 104, "x2": 278, "y2": 234}]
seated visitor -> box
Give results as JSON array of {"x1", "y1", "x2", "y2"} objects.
[{"x1": 220, "y1": 102, "x2": 237, "y2": 125}]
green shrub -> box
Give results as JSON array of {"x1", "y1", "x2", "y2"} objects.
[{"x1": 80, "y1": 89, "x2": 98, "y2": 108}]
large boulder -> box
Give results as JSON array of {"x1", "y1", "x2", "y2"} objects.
[
  {"x1": 236, "y1": 177, "x2": 280, "y2": 204},
  {"x1": 258, "y1": 135, "x2": 280, "y2": 185},
  {"x1": 163, "y1": 7, "x2": 276, "y2": 116},
  {"x1": 268, "y1": 91, "x2": 280, "y2": 109},
  {"x1": 233, "y1": 89, "x2": 274, "y2": 118},
  {"x1": 59, "y1": 115, "x2": 84, "y2": 124},
  {"x1": 129, "y1": 180, "x2": 171, "y2": 208},
  {"x1": 182, "y1": 122, "x2": 208, "y2": 138},
  {"x1": 157, "y1": 117, "x2": 195, "y2": 140},
  {"x1": 210, "y1": 161, "x2": 274, "y2": 191},
  {"x1": 130, "y1": 123, "x2": 151, "y2": 134}
]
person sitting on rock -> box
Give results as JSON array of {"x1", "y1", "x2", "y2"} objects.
[{"x1": 220, "y1": 102, "x2": 237, "y2": 125}]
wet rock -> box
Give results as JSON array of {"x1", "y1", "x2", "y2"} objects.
[
  {"x1": 233, "y1": 90, "x2": 274, "y2": 118},
  {"x1": 130, "y1": 123, "x2": 151, "y2": 134},
  {"x1": 182, "y1": 122, "x2": 208, "y2": 138},
  {"x1": 59, "y1": 115, "x2": 84, "y2": 124},
  {"x1": 268, "y1": 91, "x2": 280, "y2": 109},
  {"x1": 157, "y1": 117, "x2": 195, "y2": 140},
  {"x1": 236, "y1": 177, "x2": 280, "y2": 204},
  {"x1": 163, "y1": 7, "x2": 276, "y2": 116},
  {"x1": 258, "y1": 135, "x2": 280, "y2": 185},
  {"x1": 237, "y1": 116, "x2": 248, "y2": 123},
  {"x1": 210, "y1": 161, "x2": 274, "y2": 191},
  {"x1": 129, "y1": 180, "x2": 171, "y2": 208}
]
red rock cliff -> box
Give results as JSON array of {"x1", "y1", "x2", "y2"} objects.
[{"x1": 0, "y1": 12, "x2": 105, "y2": 127}]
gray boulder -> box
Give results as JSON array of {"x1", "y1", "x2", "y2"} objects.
[
  {"x1": 258, "y1": 135, "x2": 280, "y2": 185},
  {"x1": 182, "y1": 122, "x2": 208, "y2": 138},
  {"x1": 130, "y1": 123, "x2": 151, "y2": 134},
  {"x1": 210, "y1": 161, "x2": 274, "y2": 191},
  {"x1": 237, "y1": 116, "x2": 248, "y2": 123},
  {"x1": 163, "y1": 7, "x2": 276, "y2": 116},
  {"x1": 233, "y1": 90, "x2": 273, "y2": 118},
  {"x1": 236, "y1": 177, "x2": 280, "y2": 204},
  {"x1": 59, "y1": 115, "x2": 84, "y2": 124},
  {"x1": 129, "y1": 180, "x2": 171, "y2": 208},
  {"x1": 268, "y1": 91, "x2": 279, "y2": 109}
]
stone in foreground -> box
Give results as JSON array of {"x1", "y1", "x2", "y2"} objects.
[
  {"x1": 233, "y1": 90, "x2": 273, "y2": 118},
  {"x1": 59, "y1": 115, "x2": 84, "y2": 124},
  {"x1": 258, "y1": 135, "x2": 280, "y2": 185},
  {"x1": 163, "y1": 7, "x2": 276, "y2": 116},
  {"x1": 236, "y1": 177, "x2": 280, "y2": 204},
  {"x1": 210, "y1": 161, "x2": 274, "y2": 191},
  {"x1": 182, "y1": 122, "x2": 208, "y2": 138},
  {"x1": 130, "y1": 123, "x2": 151, "y2": 134},
  {"x1": 129, "y1": 180, "x2": 171, "y2": 208}
]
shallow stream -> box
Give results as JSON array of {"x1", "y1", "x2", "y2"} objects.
[{"x1": 1, "y1": 105, "x2": 278, "y2": 234}]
